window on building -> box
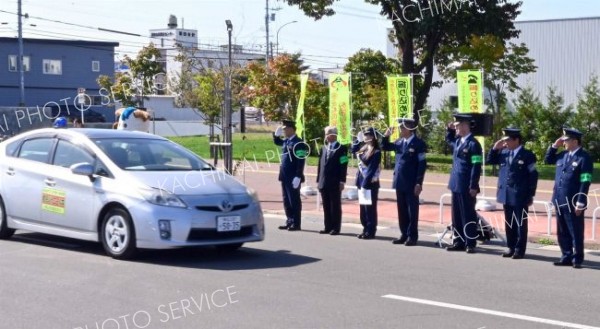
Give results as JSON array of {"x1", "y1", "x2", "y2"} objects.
[
  {"x1": 92, "y1": 60, "x2": 100, "y2": 72},
  {"x1": 8, "y1": 55, "x2": 30, "y2": 72},
  {"x1": 43, "y1": 59, "x2": 62, "y2": 75}
]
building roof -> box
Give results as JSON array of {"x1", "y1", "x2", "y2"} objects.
[
  {"x1": 0, "y1": 37, "x2": 119, "y2": 47},
  {"x1": 517, "y1": 16, "x2": 600, "y2": 24}
]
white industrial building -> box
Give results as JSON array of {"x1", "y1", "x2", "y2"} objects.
[{"x1": 387, "y1": 16, "x2": 600, "y2": 110}]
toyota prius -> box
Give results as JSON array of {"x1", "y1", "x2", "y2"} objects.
[{"x1": 0, "y1": 128, "x2": 265, "y2": 259}]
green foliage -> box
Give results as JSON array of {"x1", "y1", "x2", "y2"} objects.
[
  {"x1": 97, "y1": 44, "x2": 163, "y2": 107},
  {"x1": 303, "y1": 81, "x2": 329, "y2": 148},
  {"x1": 240, "y1": 54, "x2": 306, "y2": 122},
  {"x1": 572, "y1": 75, "x2": 600, "y2": 162},
  {"x1": 426, "y1": 99, "x2": 455, "y2": 155},
  {"x1": 344, "y1": 48, "x2": 401, "y2": 123}
]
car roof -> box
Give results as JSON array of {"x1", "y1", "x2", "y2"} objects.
[{"x1": 19, "y1": 128, "x2": 167, "y2": 141}]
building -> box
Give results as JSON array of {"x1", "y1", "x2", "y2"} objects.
[
  {"x1": 386, "y1": 16, "x2": 600, "y2": 110},
  {"x1": 0, "y1": 37, "x2": 118, "y2": 115}
]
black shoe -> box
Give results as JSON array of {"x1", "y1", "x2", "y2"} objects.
[
  {"x1": 404, "y1": 239, "x2": 417, "y2": 246},
  {"x1": 361, "y1": 234, "x2": 375, "y2": 240},
  {"x1": 392, "y1": 235, "x2": 408, "y2": 245},
  {"x1": 573, "y1": 263, "x2": 582, "y2": 269},
  {"x1": 512, "y1": 254, "x2": 524, "y2": 260},
  {"x1": 319, "y1": 230, "x2": 330, "y2": 234},
  {"x1": 465, "y1": 246, "x2": 476, "y2": 254},
  {"x1": 446, "y1": 245, "x2": 466, "y2": 251},
  {"x1": 357, "y1": 233, "x2": 365, "y2": 239},
  {"x1": 278, "y1": 225, "x2": 290, "y2": 230},
  {"x1": 329, "y1": 230, "x2": 339, "y2": 236},
  {"x1": 502, "y1": 250, "x2": 515, "y2": 258},
  {"x1": 287, "y1": 226, "x2": 301, "y2": 231},
  {"x1": 553, "y1": 261, "x2": 573, "y2": 266}
]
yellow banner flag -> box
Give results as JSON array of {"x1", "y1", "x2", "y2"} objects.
[
  {"x1": 295, "y1": 74, "x2": 309, "y2": 139},
  {"x1": 457, "y1": 70, "x2": 483, "y2": 113},
  {"x1": 329, "y1": 74, "x2": 352, "y2": 144},
  {"x1": 387, "y1": 75, "x2": 413, "y2": 140}
]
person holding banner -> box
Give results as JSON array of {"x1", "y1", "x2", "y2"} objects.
[
  {"x1": 544, "y1": 128, "x2": 593, "y2": 269},
  {"x1": 316, "y1": 126, "x2": 349, "y2": 236},
  {"x1": 382, "y1": 118, "x2": 427, "y2": 246},
  {"x1": 351, "y1": 127, "x2": 381, "y2": 240},
  {"x1": 273, "y1": 120, "x2": 308, "y2": 231},
  {"x1": 487, "y1": 128, "x2": 538, "y2": 259},
  {"x1": 445, "y1": 114, "x2": 483, "y2": 253}
]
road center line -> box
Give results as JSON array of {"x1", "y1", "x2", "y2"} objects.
[{"x1": 382, "y1": 294, "x2": 600, "y2": 329}]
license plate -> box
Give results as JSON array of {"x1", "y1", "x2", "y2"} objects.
[{"x1": 217, "y1": 216, "x2": 241, "y2": 232}]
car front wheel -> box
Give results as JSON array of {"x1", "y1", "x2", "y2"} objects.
[
  {"x1": 100, "y1": 208, "x2": 137, "y2": 259},
  {"x1": 0, "y1": 197, "x2": 15, "y2": 239}
]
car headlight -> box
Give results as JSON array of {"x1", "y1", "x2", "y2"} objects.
[
  {"x1": 247, "y1": 187, "x2": 260, "y2": 203},
  {"x1": 139, "y1": 187, "x2": 187, "y2": 208}
]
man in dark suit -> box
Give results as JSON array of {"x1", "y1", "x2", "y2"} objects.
[
  {"x1": 487, "y1": 128, "x2": 538, "y2": 259},
  {"x1": 273, "y1": 120, "x2": 308, "y2": 231},
  {"x1": 382, "y1": 118, "x2": 427, "y2": 246},
  {"x1": 445, "y1": 114, "x2": 483, "y2": 253},
  {"x1": 545, "y1": 128, "x2": 594, "y2": 269},
  {"x1": 316, "y1": 126, "x2": 349, "y2": 235}
]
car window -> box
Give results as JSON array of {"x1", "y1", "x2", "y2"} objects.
[
  {"x1": 4, "y1": 140, "x2": 20, "y2": 157},
  {"x1": 93, "y1": 138, "x2": 214, "y2": 171},
  {"x1": 18, "y1": 138, "x2": 54, "y2": 163},
  {"x1": 53, "y1": 140, "x2": 95, "y2": 168}
]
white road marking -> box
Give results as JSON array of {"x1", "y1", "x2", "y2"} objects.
[{"x1": 382, "y1": 294, "x2": 600, "y2": 329}]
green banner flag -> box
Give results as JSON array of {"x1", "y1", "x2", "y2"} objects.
[
  {"x1": 457, "y1": 70, "x2": 483, "y2": 113},
  {"x1": 387, "y1": 75, "x2": 413, "y2": 141},
  {"x1": 295, "y1": 74, "x2": 309, "y2": 139},
  {"x1": 329, "y1": 73, "x2": 352, "y2": 144}
]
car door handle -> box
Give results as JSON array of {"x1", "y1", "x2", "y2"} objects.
[
  {"x1": 6, "y1": 167, "x2": 15, "y2": 176},
  {"x1": 44, "y1": 178, "x2": 56, "y2": 187}
]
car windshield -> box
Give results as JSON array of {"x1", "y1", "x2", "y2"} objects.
[{"x1": 93, "y1": 138, "x2": 214, "y2": 171}]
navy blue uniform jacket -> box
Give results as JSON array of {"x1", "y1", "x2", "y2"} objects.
[
  {"x1": 446, "y1": 129, "x2": 483, "y2": 193},
  {"x1": 381, "y1": 135, "x2": 427, "y2": 192},
  {"x1": 544, "y1": 146, "x2": 594, "y2": 209},
  {"x1": 487, "y1": 148, "x2": 538, "y2": 206},
  {"x1": 351, "y1": 142, "x2": 381, "y2": 189},
  {"x1": 273, "y1": 134, "x2": 307, "y2": 182}
]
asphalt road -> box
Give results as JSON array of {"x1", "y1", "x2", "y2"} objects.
[{"x1": 1, "y1": 214, "x2": 600, "y2": 329}]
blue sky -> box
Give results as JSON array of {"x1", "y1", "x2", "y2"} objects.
[{"x1": 1, "y1": 0, "x2": 599, "y2": 68}]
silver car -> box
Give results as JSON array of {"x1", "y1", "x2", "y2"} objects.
[{"x1": 0, "y1": 128, "x2": 265, "y2": 259}]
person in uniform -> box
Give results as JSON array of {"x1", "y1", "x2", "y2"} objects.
[
  {"x1": 487, "y1": 128, "x2": 538, "y2": 259},
  {"x1": 316, "y1": 126, "x2": 349, "y2": 235},
  {"x1": 382, "y1": 118, "x2": 427, "y2": 246},
  {"x1": 445, "y1": 114, "x2": 483, "y2": 253},
  {"x1": 544, "y1": 128, "x2": 594, "y2": 269},
  {"x1": 273, "y1": 120, "x2": 307, "y2": 231},
  {"x1": 351, "y1": 127, "x2": 381, "y2": 240}
]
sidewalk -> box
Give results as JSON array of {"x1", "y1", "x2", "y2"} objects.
[{"x1": 236, "y1": 162, "x2": 600, "y2": 249}]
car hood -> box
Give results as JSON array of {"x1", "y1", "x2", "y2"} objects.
[{"x1": 128, "y1": 170, "x2": 248, "y2": 196}]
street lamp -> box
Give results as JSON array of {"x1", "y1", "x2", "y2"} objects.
[
  {"x1": 224, "y1": 19, "x2": 233, "y2": 175},
  {"x1": 276, "y1": 20, "x2": 297, "y2": 56}
]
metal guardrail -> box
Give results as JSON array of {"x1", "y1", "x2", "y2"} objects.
[
  {"x1": 592, "y1": 206, "x2": 600, "y2": 240},
  {"x1": 438, "y1": 193, "x2": 554, "y2": 236}
]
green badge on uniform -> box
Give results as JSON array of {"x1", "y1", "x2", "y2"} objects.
[
  {"x1": 294, "y1": 149, "x2": 308, "y2": 158},
  {"x1": 471, "y1": 155, "x2": 483, "y2": 164},
  {"x1": 580, "y1": 173, "x2": 592, "y2": 183},
  {"x1": 339, "y1": 155, "x2": 348, "y2": 164}
]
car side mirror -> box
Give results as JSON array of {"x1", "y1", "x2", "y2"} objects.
[{"x1": 70, "y1": 163, "x2": 96, "y2": 181}]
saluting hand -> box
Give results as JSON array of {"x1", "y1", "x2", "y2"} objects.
[
  {"x1": 493, "y1": 140, "x2": 505, "y2": 151},
  {"x1": 552, "y1": 137, "x2": 564, "y2": 149},
  {"x1": 384, "y1": 127, "x2": 393, "y2": 137}
]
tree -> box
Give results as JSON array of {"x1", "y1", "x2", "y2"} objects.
[
  {"x1": 97, "y1": 44, "x2": 163, "y2": 108},
  {"x1": 531, "y1": 86, "x2": 572, "y2": 159},
  {"x1": 506, "y1": 85, "x2": 543, "y2": 148},
  {"x1": 344, "y1": 48, "x2": 401, "y2": 123},
  {"x1": 572, "y1": 75, "x2": 600, "y2": 161},
  {"x1": 282, "y1": 0, "x2": 522, "y2": 124},
  {"x1": 240, "y1": 54, "x2": 307, "y2": 122}
]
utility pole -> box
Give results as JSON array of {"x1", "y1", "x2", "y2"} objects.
[
  {"x1": 265, "y1": 0, "x2": 269, "y2": 67},
  {"x1": 17, "y1": 0, "x2": 25, "y2": 106},
  {"x1": 224, "y1": 20, "x2": 233, "y2": 175}
]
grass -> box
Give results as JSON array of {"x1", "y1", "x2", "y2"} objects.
[
  {"x1": 170, "y1": 133, "x2": 600, "y2": 182},
  {"x1": 537, "y1": 238, "x2": 556, "y2": 246}
]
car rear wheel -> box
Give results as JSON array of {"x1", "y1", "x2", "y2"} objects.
[
  {"x1": 215, "y1": 243, "x2": 244, "y2": 252},
  {"x1": 0, "y1": 197, "x2": 15, "y2": 239},
  {"x1": 100, "y1": 208, "x2": 137, "y2": 259}
]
